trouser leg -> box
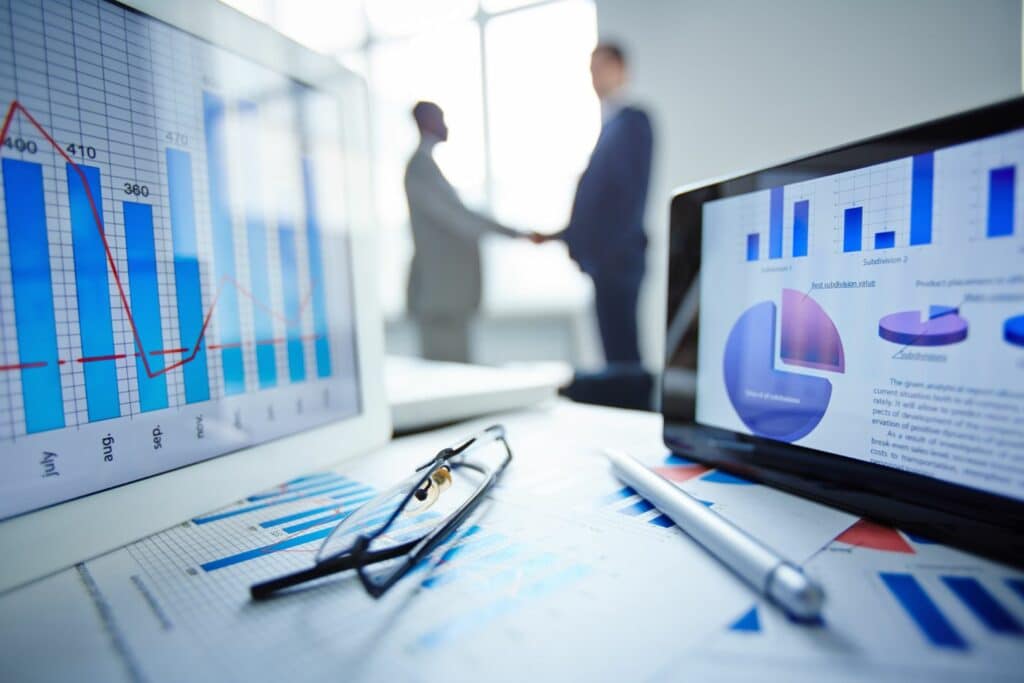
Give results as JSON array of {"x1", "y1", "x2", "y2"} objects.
[
  {"x1": 417, "y1": 316, "x2": 472, "y2": 363},
  {"x1": 593, "y1": 274, "x2": 642, "y2": 365}
]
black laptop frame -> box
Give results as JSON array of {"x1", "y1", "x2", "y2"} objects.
[{"x1": 663, "y1": 96, "x2": 1024, "y2": 567}]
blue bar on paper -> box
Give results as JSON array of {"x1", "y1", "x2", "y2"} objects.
[
  {"x1": 66, "y1": 163, "x2": 119, "y2": 422},
  {"x1": 746, "y1": 233, "x2": 759, "y2": 262},
  {"x1": 649, "y1": 514, "x2": 674, "y2": 528},
  {"x1": 1, "y1": 158, "x2": 64, "y2": 432},
  {"x1": 702, "y1": 470, "x2": 752, "y2": 485},
  {"x1": 166, "y1": 148, "x2": 210, "y2": 403},
  {"x1": 874, "y1": 231, "x2": 896, "y2": 250},
  {"x1": 910, "y1": 152, "x2": 934, "y2": 246},
  {"x1": 600, "y1": 486, "x2": 637, "y2": 506},
  {"x1": 942, "y1": 576, "x2": 1023, "y2": 634},
  {"x1": 768, "y1": 187, "x2": 783, "y2": 259},
  {"x1": 880, "y1": 572, "x2": 968, "y2": 649},
  {"x1": 792, "y1": 200, "x2": 809, "y2": 257},
  {"x1": 620, "y1": 499, "x2": 655, "y2": 516},
  {"x1": 202, "y1": 91, "x2": 245, "y2": 394},
  {"x1": 123, "y1": 202, "x2": 168, "y2": 412},
  {"x1": 1008, "y1": 578, "x2": 1024, "y2": 602},
  {"x1": 278, "y1": 225, "x2": 306, "y2": 382},
  {"x1": 665, "y1": 453, "x2": 695, "y2": 466},
  {"x1": 201, "y1": 527, "x2": 333, "y2": 571},
  {"x1": 191, "y1": 480, "x2": 360, "y2": 524},
  {"x1": 258, "y1": 491, "x2": 375, "y2": 527},
  {"x1": 282, "y1": 508, "x2": 359, "y2": 534},
  {"x1": 301, "y1": 158, "x2": 332, "y2": 378},
  {"x1": 987, "y1": 165, "x2": 1015, "y2": 238},
  {"x1": 730, "y1": 607, "x2": 761, "y2": 632},
  {"x1": 239, "y1": 101, "x2": 277, "y2": 389},
  {"x1": 843, "y1": 207, "x2": 863, "y2": 253},
  {"x1": 246, "y1": 475, "x2": 350, "y2": 501}
]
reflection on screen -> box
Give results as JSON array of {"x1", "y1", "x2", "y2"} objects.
[
  {"x1": 696, "y1": 127, "x2": 1024, "y2": 501},
  {"x1": 0, "y1": 0, "x2": 361, "y2": 520}
]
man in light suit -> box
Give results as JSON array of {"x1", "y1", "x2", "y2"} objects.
[
  {"x1": 545, "y1": 43, "x2": 653, "y2": 367},
  {"x1": 404, "y1": 101, "x2": 531, "y2": 362}
]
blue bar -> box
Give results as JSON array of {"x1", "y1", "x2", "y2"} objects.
[
  {"x1": 122, "y1": 202, "x2": 168, "y2": 412},
  {"x1": 702, "y1": 470, "x2": 752, "y2": 485},
  {"x1": 649, "y1": 514, "x2": 674, "y2": 528},
  {"x1": 600, "y1": 486, "x2": 636, "y2": 506},
  {"x1": 2, "y1": 158, "x2": 64, "y2": 432},
  {"x1": 843, "y1": 207, "x2": 862, "y2": 253},
  {"x1": 620, "y1": 499, "x2": 655, "y2": 516},
  {"x1": 239, "y1": 101, "x2": 277, "y2": 389},
  {"x1": 201, "y1": 527, "x2": 333, "y2": 572},
  {"x1": 166, "y1": 149, "x2": 210, "y2": 403},
  {"x1": 1008, "y1": 578, "x2": 1024, "y2": 603},
  {"x1": 66, "y1": 164, "x2": 119, "y2": 422},
  {"x1": 246, "y1": 475, "x2": 351, "y2": 501},
  {"x1": 202, "y1": 91, "x2": 245, "y2": 394},
  {"x1": 792, "y1": 200, "x2": 809, "y2": 257},
  {"x1": 730, "y1": 607, "x2": 761, "y2": 632},
  {"x1": 746, "y1": 233, "x2": 759, "y2": 262},
  {"x1": 874, "y1": 231, "x2": 896, "y2": 249},
  {"x1": 258, "y1": 490, "x2": 375, "y2": 528},
  {"x1": 192, "y1": 480, "x2": 359, "y2": 524},
  {"x1": 665, "y1": 453, "x2": 695, "y2": 465},
  {"x1": 282, "y1": 507, "x2": 356, "y2": 534},
  {"x1": 987, "y1": 165, "x2": 1015, "y2": 238},
  {"x1": 910, "y1": 152, "x2": 934, "y2": 246},
  {"x1": 768, "y1": 187, "x2": 783, "y2": 259},
  {"x1": 301, "y1": 158, "x2": 332, "y2": 378},
  {"x1": 278, "y1": 225, "x2": 306, "y2": 382},
  {"x1": 942, "y1": 576, "x2": 1023, "y2": 634},
  {"x1": 880, "y1": 572, "x2": 968, "y2": 649}
]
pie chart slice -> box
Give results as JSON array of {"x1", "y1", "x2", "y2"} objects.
[
  {"x1": 780, "y1": 288, "x2": 845, "y2": 372},
  {"x1": 723, "y1": 300, "x2": 833, "y2": 443},
  {"x1": 878, "y1": 306, "x2": 968, "y2": 346},
  {"x1": 1006, "y1": 315, "x2": 1024, "y2": 347}
]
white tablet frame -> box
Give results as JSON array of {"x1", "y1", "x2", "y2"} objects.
[{"x1": 0, "y1": 0, "x2": 391, "y2": 593}]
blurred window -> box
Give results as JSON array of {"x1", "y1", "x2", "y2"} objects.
[{"x1": 221, "y1": 0, "x2": 600, "y2": 320}]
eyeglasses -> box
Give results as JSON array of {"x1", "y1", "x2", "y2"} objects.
[{"x1": 250, "y1": 424, "x2": 513, "y2": 600}]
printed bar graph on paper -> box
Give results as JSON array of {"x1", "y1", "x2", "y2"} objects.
[
  {"x1": 987, "y1": 165, "x2": 1015, "y2": 238},
  {"x1": 239, "y1": 101, "x2": 277, "y2": 389},
  {"x1": 880, "y1": 572, "x2": 968, "y2": 650},
  {"x1": 301, "y1": 158, "x2": 332, "y2": 377},
  {"x1": 1, "y1": 158, "x2": 64, "y2": 433},
  {"x1": 165, "y1": 148, "x2": 210, "y2": 404},
  {"x1": 792, "y1": 199, "x2": 809, "y2": 257},
  {"x1": 874, "y1": 231, "x2": 896, "y2": 250},
  {"x1": 941, "y1": 576, "x2": 1023, "y2": 634},
  {"x1": 123, "y1": 202, "x2": 168, "y2": 412},
  {"x1": 746, "y1": 233, "x2": 759, "y2": 261},
  {"x1": 768, "y1": 187, "x2": 783, "y2": 259},
  {"x1": 278, "y1": 225, "x2": 306, "y2": 383},
  {"x1": 202, "y1": 91, "x2": 245, "y2": 394},
  {"x1": 843, "y1": 207, "x2": 863, "y2": 253},
  {"x1": 910, "y1": 152, "x2": 934, "y2": 246},
  {"x1": 66, "y1": 163, "x2": 120, "y2": 422}
]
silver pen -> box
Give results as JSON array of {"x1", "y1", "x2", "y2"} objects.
[{"x1": 604, "y1": 448, "x2": 825, "y2": 621}]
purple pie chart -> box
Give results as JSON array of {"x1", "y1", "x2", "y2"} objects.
[
  {"x1": 723, "y1": 291, "x2": 844, "y2": 443},
  {"x1": 878, "y1": 306, "x2": 968, "y2": 346}
]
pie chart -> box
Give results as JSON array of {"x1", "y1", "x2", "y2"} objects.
[
  {"x1": 1006, "y1": 315, "x2": 1024, "y2": 347},
  {"x1": 878, "y1": 306, "x2": 968, "y2": 346},
  {"x1": 723, "y1": 289, "x2": 845, "y2": 443}
]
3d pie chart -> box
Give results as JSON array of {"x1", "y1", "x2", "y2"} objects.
[
  {"x1": 1006, "y1": 315, "x2": 1024, "y2": 347},
  {"x1": 723, "y1": 289, "x2": 845, "y2": 443},
  {"x1": 878, "y1": 305, "x2": 969, "y2": 346}
]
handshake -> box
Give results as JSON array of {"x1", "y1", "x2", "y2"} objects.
[{"x1": 524, "y1": 231, "x2": 557, "y2": 245}]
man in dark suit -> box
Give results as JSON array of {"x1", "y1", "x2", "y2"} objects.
[{"x1": 541, "y1": 42, "x2": 653, "y2": 366}]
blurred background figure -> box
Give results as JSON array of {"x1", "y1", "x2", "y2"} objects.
[
  {"x1": 405, "y1": 101, "x2": 532, "y2": 362},
  {"x1": 542, "y1": 42, "x2": 654, "y2": 408}
]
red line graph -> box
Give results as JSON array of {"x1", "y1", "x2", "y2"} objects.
[{"x1": 1, "y1": 99, "x2": 317, "y2": 377}]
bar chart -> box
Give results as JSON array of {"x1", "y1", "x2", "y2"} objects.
[{"x1": 0, "y1": 0, "x2": 361, "y2": 523}]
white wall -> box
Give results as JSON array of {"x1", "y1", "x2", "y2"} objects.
[{"x1": 594, "y1": 0, "x2": 1023, "y2": 369}]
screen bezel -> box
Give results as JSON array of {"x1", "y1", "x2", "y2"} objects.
[
  {"x1": 0, "y1": 0, "x2": 391, "y2": 593},
  {"x1": 663, "y1": 96, "x2": 1024, "y2": 567}
]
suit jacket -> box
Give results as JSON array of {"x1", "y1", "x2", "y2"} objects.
[
  {"x1": 404, "y1": 141, "x2": 516, "y2": 318},
  {"x1": 563, "y1": 105, "x2": 653, "y2": 280}
]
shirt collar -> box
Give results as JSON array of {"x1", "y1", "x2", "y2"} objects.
[{"x1": 600, "y1": 88, "x2": 628, "y2": 125}]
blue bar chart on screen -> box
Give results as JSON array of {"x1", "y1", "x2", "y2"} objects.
[{"x1": 0, "y1": 1, "x2": 361, "y2": 522}]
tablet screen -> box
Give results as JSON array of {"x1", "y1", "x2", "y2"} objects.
[
  {"x1": 0, "y1": 0, "x2": 361, "y2": 520},
  {"x1": 695, "y1": 126, "x2": 1024, "y2": 501}
]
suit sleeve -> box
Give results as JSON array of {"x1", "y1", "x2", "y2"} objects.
[{"x1": 407, "y1": 158, "x2": 519, "y2": 239}]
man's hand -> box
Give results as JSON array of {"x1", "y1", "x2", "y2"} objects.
[{"x1": 528, "y1": 231, "x2": 550, "y2": 244}]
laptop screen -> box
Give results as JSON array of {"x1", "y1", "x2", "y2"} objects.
[
  {"x1": 695, "y1": 125, "x2": 1024, "y2": 502},
  {"x1": 0, "y1": 0, "x2": 361, "y2": 521}
]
